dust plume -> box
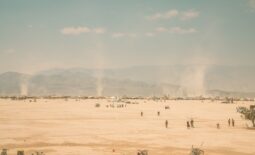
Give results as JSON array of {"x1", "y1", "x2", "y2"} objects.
[
  {"x1": 179, "y1": 64, "x2": 208, "y2": 97},
  {"x1": 92, "y1": 41, "x2": 106, "y2": 97},
  {"x1": 20, "y1": 81, "x2": 28, "y2": 96}
]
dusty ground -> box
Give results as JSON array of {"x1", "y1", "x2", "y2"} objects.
[{"x1": 0, "y1": 99, "x2": 255, "y2": 155}]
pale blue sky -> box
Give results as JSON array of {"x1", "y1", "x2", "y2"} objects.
[{"x1": 0, "y1": 0, "x2": 255, "y2": 73}]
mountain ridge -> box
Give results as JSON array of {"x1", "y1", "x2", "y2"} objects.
[{"x1": 0, "y1": 65, "x2": 255, "y2": 97}]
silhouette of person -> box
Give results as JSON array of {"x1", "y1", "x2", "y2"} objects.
[
  {"x1": 232, "y1": 118, "x2": 235, "y2": 127},
  {"x1": 187, "y1": 121, "x2": 190, "y2": 129},
  {"x1": 190, "y1": 119, "x2": 194, "y2": 128},
  {"x1": 217, "y1": 123, "x2": 220, "y2": 129}
]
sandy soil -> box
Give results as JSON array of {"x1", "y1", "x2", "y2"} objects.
[{"x1": 0, "y1": 99, "x2": 255, "y2": 155}]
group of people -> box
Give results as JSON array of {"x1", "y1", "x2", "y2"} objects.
[
  {"x1": 140, "y1": 111, "x2": 161, "y2": 117},
  {"x1": 140, "y1": 111, "x2": 194, "y2": 129},
  {"x1": 228, "y1": 118, "x2": 235, "y2": 127},
  {"x1": 140, "y1": 111, "x2": 236, "y2": 130},
  {"x1": 187, "y1": 119, "x2": 194, "y2": 128},
  {"x1": 165, "y1": 119, "x2": 194, "y2": 129},
  {"x1": 217, "y1": 118, "x2": 235, "y2": 129}
]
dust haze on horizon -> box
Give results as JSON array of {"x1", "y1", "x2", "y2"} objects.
[
  {"x1": 2, "y1": 2, "x2": 255, "y2": 155},
  {"x1": 1, "y1": 0, "x2": 255, "y2": 96}
]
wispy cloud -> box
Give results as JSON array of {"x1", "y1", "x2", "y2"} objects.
[
  {"x1": 61, "y1": 26, "x2": 106, "y2": 35},
  {"x1": 180, "y1": 10, "x2": 200, "y2": 20},
  {"x1": 169, "y1": 27, "x2": 197, "y2": 34},
  {"x1": 61, "y1": 26, "x2": 91, "y2": 35},
  {"x1": 155, "y1": 27, "x2": 169, "y2": 32},
  {"x1": 147, "y1": 9, "x2": 179, "y2": 20},
  {"x1": 149, "y1": 26, "x2": 197, "y2": 36},
  {"x1": 112, "y1": 32, "x2": 137, "y2": 38},
  {"x1": 145, "y1": 32, "x2": 155, "y2": 37},
  {"x1": 147, "y1": 9, "x2": 199, "y2": 21},
  {"x1": 93, "y1": 27, "x2": 106, "y2": 34}
]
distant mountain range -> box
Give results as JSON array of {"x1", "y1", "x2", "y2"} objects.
[{"x1": 0, "y1": 65, "x2": 255, "y2": 97}]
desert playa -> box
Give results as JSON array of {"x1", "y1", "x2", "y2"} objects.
[
  {"x1": 1, "y1": 0, "x2": 255, "y2": 155},
  {"x1": 0, "y1": 99, "x2": 254, "y2": 155}
]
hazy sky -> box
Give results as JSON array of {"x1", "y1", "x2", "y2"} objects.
[{"x1": 0, "y1": 0, "x2": 255, "y2": 73}]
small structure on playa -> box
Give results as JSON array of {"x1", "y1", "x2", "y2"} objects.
[
  {"x1": 0, "y1": 149, "x2": 45, "y2": 155},
  {"x1": 1, "y1": 149, "x2": 8, "y2": 155},
  {"x1": 137, "y1": 150, "x2": 148, "y2": 155},
  {"x1": 32, "y1": 152, "x2": 44, "y2": 155},
  {"x1": 165, "y1": 106, "x2": 170, "y2": 110},
  {"x1": 95, "y1": 103, "x2": 100, "y2": 107},
  {"x1": 17, "y1": 151, "x2": 24, "y2": 155},
  {"x1": 190, "y1": 146, "x2": 204, "y2": 155},
  {"x1": 250, "y1": 105, "x2": 255, "y2": 110},
  {"x1": 221, "y1": 97, "x2": 234, "y2": 104}
]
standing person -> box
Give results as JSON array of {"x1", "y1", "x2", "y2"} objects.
[
  {"x1": 141, "y1": 111, "x2": 143, "y2": 117},
  {"x1": 165, "y1": 120, "x2": 168, "y2": 128},
  {"x1": 157, "y1": 111, "x2": 160, "y2": 116},
  {"x1": 232, "y1": 118, "x2": 235, "y2": 127},
  {"x1": 217, "y1": 123, "x2": 220, "y2": 129},
  {"x1": 190, "y1": 119, "x2": 194, "y2": 128},
  {"x1": 187, "y1": 121, "x2": 190, "y2": 129},
  {"x1": 228, "y1": 118, "x2": 231, "y2": 126}
]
